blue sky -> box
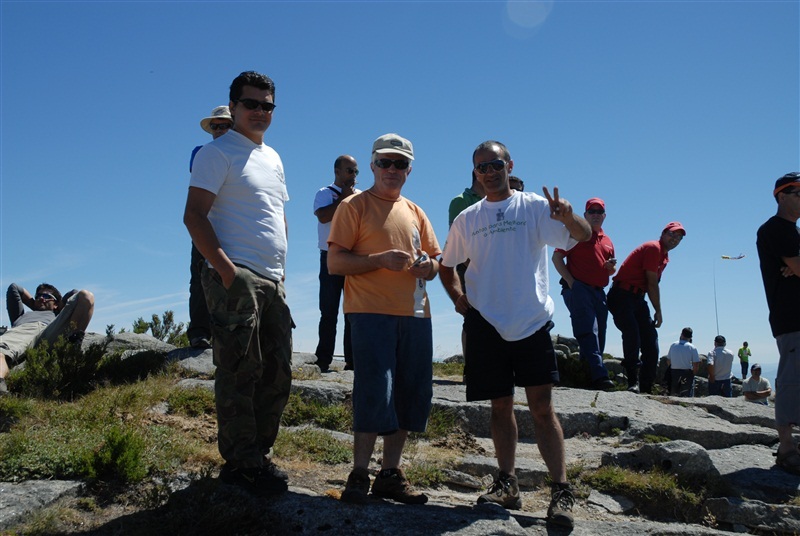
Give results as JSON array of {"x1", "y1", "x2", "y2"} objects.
[{"x1": 1, "y1": 1, "x2": 797, "y2": 383}]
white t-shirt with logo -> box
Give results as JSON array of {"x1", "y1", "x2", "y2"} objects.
[{"x1": 442, "y1": 191, "x2": 576, "y2": 341}]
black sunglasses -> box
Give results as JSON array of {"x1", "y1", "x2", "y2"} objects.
[
  {"x1": 237, "y1": 98, "x2": 276, "y2": 112},
  {"x1": 209, "y1": 123, "x2": 232, "y2": 131},
  {"x1": 475, "y1": 160, "x2": 506, "y2": 174},
  {"x1": 36, "y1": 292, "x2": 57, "y2": 302},
  {"x1": 344, "y1": 167, "x2": 359, "y2": 176},
  {"x1": 374, "y1": 158, "x2": 410, "y2": 170},
  {"x1": 587, "y1": 209, "x2": 605, "y2": 215}
]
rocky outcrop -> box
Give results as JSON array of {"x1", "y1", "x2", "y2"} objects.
[{"x1": 2, "y1": 333, "x2": 795, "y2": 534}]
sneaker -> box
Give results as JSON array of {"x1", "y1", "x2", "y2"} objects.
[
  {"x1": 219, "y1": 464, "x2": 288, "y2": 497},
  {"x1": 477, "y1": 472, "x2": 521, "y2": 510},
  {"x1": 190, "y1": 336, "x2": 212, "y2": 349},
  {"x1": 547, "y1": 483, "x2": 575, "y2": 528},
  {"x1": 627, "y1": 381, "x2": 640, "y2": 394},
  {"x1": 341, "y1": 467, "x2": 371, "y2": 504},
  {"x1": 371, "y1": 468, "x2": 428, "y2": 505},
  {"x1": 263, "y1": 457, "x2": 288, "y2": 482}
]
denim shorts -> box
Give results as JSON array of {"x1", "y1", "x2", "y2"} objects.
[
  {"x1": 349, "y1": 313, "x2": 433, "y2": 434},
  {"x1": 464, "y1": 308, "x2": 559, "y2": 402},
  {"x1": 775, "y1": 331, "x2": 800, "y2": 427}
]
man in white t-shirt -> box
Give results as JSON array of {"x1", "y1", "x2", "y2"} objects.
[
  {"x1": 743, "y1": 363, "x2": 772, "y2": 405},
  {"x1": 666, "y1": 327, "x2": 700, "y2": 397},
  {"x1": 312, "y1": 155, "x2": 359, "y2": 372},
  {"x1": 707, "y1": 335, "x2": 734, "y2": 397},
  {"x1": 440, "y1": 140, "x2": 591, "y2": 529},
  {"x1": 184, "y1": 71, "x2": 292, "y2": 498}
]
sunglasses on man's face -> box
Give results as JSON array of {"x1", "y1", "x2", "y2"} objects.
[
  {"x1": 587, "y1": 209, "x2": 605, "y2": 215},
  {"x1": 474, "y1": 160, "x2": 506, "y2": 174},
  {"x1": 209, "y1": 123, "x2": 232, "y2": 132},
  {"x1": 374, "y1": 158, "x2": 410, "y2": 170},
  {"x1": 237, "y1": 98, "x2": 276, "y2": 113},
  {"x1": 36, "y1": 292, "x2": 57, "y2": 302},
  {"x1": 342, "y1": 167, "x2": 359, "y2": 176}
]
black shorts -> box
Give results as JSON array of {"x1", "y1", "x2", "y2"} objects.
[{"x1": 464, "y1": 308, "x2": 559, "y2": 402}]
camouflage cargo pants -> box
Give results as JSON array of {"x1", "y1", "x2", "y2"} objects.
[{"x1": 202, "y1": 264, "x2": 293, "y2": 469}]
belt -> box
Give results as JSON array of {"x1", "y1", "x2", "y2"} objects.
[
  {"x1": 613, "y1": 282, "x2": 645, "y2": 296},
  {"x1": 561, "y1": 278, "x2": 604, "y2": 292}
]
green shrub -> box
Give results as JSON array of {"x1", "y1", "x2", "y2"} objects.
[
  {"x1": 9, "y1": 337, "x2": 107, "y2": 401},
  {"x1": 0, "y1": 378, "x2": 199, "y2": 484},
  {"x1": 99, "y1": 349, "x2": 167, "y2": 384},
  {"x1": 133, "y1": 311, "x2": 188, "y2": 347},
  {"x1": 80, "y1": 425, "x2": 148, "y2": 482},
  {"x1": 281, "y1": 392, "x2": 352, "y2": 431},
  {"x1": 415, "y1": 405, "x2": 460, "y2": 440},
  {"x1": 168, "y1": 386, "x2": 216, "y2": 417},
  {"x1": 582, "y1": 465, "x2": 703, "y2": 522},
  {"x1": 273, "y1": 428, "x2": 350, "y2": 464},
  {"x1": 0, "y1": 396, "x2": 34, "y2": 433},
  {"x1": 404, "y1": 460, "x2": 446, "y2": 487},
  {"x1": 432, "y1": 361, "x2": 464, "y2": 377}
]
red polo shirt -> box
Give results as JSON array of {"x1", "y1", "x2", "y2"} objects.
[
  {"x1": 555, "y1": 230, "x2": 615, "y2": 288},
  {"x1": 612, "y1": 240, "x2": 669, "y2": 293}
]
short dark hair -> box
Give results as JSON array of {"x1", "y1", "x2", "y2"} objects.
[
  {"x1": 229, "y1": 71, "x2": 275, "y2": 103},
  {"x1": 334, "y1": 155, "x2": 353, "y2": 169},
  {"x1": 36, "y1": 283, "x2": 62, "y2": 304},
  {"x1": 681, "y1": 327, "x2": 693, "y2": 340},
  {"x1": 473, "y1": 140, "x2": 510, "y2": 163}
]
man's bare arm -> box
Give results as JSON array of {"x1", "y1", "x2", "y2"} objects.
[
  {"x1": 551, "y1": 250, "x2": 574, "y2": 289},
  {"x1": 440, "y1": 264, "x2": 471, "y2": 315},
  {"x1": 183, "y1": 186, "x2": 237, "y2": 289},
  {"x1": 645, "y1": 270, "x2": 662, "y2": 328}
]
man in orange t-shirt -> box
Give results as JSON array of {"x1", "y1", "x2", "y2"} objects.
[{"x1": 328, "y1": 133, "x2": 441, "y2": 506}]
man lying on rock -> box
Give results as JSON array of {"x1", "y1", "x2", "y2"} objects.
[{"x1": 0, "y1": 283, "x2": 95, "y2": 395}]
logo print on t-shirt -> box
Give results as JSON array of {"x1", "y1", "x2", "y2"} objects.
[{"x1": 496, "y1": 209, "x2": 505, "y2": 222}]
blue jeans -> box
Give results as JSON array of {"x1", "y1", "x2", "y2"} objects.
[
  {"x1": 561, "y1": 280, "x2": 610, "y2": 382},
  {"x1": 315, "y1": 250, "x2": 352, "y2": 367},
  {"x1": 709, "y1": 379, "x2": 732, "y2": 397},
  {"x1": 607, "y1": 286, "x2": 659, "y2": 392},
  {"x1": 349, "y1": 313, "x2": 433, "y2": 434},
  {"x1": 187, "y1": 243, "x2": 211, "y2": 341}
]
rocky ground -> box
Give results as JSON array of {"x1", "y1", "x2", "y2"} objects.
[{"x1": 1, "y1": 334, "x2": 798, "y2": 535}]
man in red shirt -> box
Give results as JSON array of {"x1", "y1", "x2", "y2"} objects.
[
  {"x1": 607, "y1": 222, "x2": 686, "y2": 393},
  {"x1": 552, "y1": 198, "x2": 616, "y2": 390}
]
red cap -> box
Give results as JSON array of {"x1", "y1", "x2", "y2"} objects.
[
  {"x1": 585, "y1": 198, "x2": 605, "y2": 211},
  {"x1": 663, "y1": 221, "x2": 686, "y2": 236}
]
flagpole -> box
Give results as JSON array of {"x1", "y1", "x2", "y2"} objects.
[{"x1": 713, "y1": 257, "x2": 720, "y2": 335}]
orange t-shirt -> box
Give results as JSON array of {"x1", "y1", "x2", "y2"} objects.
[{"x1": 328, "y1": 190, "x2": 441, "y2": 317}]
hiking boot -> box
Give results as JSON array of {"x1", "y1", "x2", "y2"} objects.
[
  {"x1": 263, "y1": 457, "x2": 288, "y2": 482},
  {"x1": 547, "y1": 483, "x2": 575, "y2": 528},
  {"x1": 371, "y1": 468, "x2": 428, "y2": 505},
  {"x1": 218, "y1": 464, "x2": 288, "y2": 497},
  {"x1": 591, "y1": 377, "x2": 615, "y2": 391},
  {"x1": 477, "y1": 472, "x2": 522, "y2": 510},
  {"x1": 627, "y1": 381, "x2": 640, "y2": 394},
  {"x1": 341, "y1": 467, "x2": 371, "y2": 504}
]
